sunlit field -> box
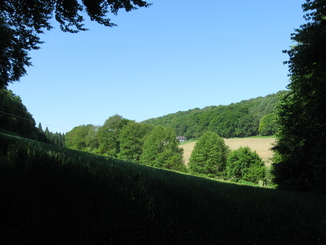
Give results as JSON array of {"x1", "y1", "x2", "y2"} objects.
[{"x1": 180, "y1": 137, "x2": 276, "y2": 166}]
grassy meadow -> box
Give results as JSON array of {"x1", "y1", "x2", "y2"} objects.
[{"x1": 1, "y1": 132, "x2": 326, "y2": 244}]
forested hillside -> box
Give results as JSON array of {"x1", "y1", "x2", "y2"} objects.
[{"x1": 142, "y1": 91, "x2": 286, "y2": 139}]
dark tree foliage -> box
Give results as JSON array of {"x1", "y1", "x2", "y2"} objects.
[
  {"x1": 41, "y1": 125, "x2": 66, "y2": 147},
  {"x1": 0, "y1": 88, "x2": 37, "y2": 138},
  {"x1": 0, "y1": 88, "x2": 65, "y2": 145},
  {"x1": 0, "y1": 0, "x2": 151, "y2": 88},
  {"x1": 273, "y1": 0, "x2": 326, "y2": 193},
  {"x1": 142, "y1": 91, "x2": 286, "y2": 139}
]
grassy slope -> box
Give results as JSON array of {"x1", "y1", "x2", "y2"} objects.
[{"x1": 1, "y1": 133, "x2": 325, "y2": 244}]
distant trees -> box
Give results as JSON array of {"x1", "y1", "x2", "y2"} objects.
[
  {"x1": 226, "y1": 147, "x2": 265, "y2": 184},
  {"x1": 272, "y1": 0, "x2": 326, "y2": 193},
  {"x1": 0, "y1": 0, "x2": 151, "y2": 87},
  {"x1": 188, "y1": 131, "x2": 230, "y2": 177},
  {"x1": 96, "y1": 114, "x2": 132, "y2": 157},
  {"x1": 64, "y1": 116, "x2": 187, "y2": 171},
  {"x1": 65, "y1": 124, "x2": 96, "y2": 151},
  {"x1": 258, "y1": 113, "x2": 278, "y2": 136},
  {"x1": 41, "y1": 125, "x2": 66, "y2": 147},
  {"x1": 118, "y1": 122, "x2": 153, "y2": 163},
  {"x1": 142, "y1": 91, "x2": 286, "y2": 139},
  {"x1": 187, "y1": 131, "x2": 266, "y2": 184},
  {"x1": 140, "y1": 126, "x2": 186, "y2": 172},
  {"x1": 63, "y1": 114, "x2": 270, "y2": 184}
]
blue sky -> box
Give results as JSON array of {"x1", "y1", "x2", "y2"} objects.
[{"x1": 9, "y1": 0, "x2": 305, "y2": 133}]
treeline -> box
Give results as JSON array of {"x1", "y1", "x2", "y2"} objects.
[
  {"x1": 66, "y1": 115, "x2": 268, "y2": 185},
  {"x1": 65, "y1": 115, "x2": 187, "y2": 172},
  {"x1": 188, "y1": 131, "x2": 268, "y2": 185},
  {"x1": 142, "y1": 91, "x2": 286, "y2": 139},
  {"x1": 0, "y1": 88, "x2": 64, "y2": 147}
]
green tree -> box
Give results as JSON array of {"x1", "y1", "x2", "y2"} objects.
[
  {"x1": 85, "y1": 125, "x2": 100, "y2": 152},
  {"x1": 0, "y1": 0, "x2": 151, "y2": 88},
  {"x1": 226, "y1": 146, "x2": 265, "y2": 184},
  {"x1": 258, "y1": 113, "x2": 278, "y2": 136},
  {"x1": 188, "y1": 131, "x2": 229, "y2": 177},
  {"x1": 272, "y1": 0, "x2": 326, "y2": 193},
  {"x1": 65, "y1": 124, "x2": 94, "y2": 151},
  {"x1": 118, "y1": 122, "x2": 153, "y2": 163},
  {"x1": 140, "y1": 126, "x2": 186, "y2": 172},
  {"x1": 97, "y1": 114, "x2": 131, "y2": 157},
  {"x1": 143, "y1": 92, "x2": 284, "y2": 139}
]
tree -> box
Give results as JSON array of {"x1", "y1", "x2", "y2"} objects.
[
  {"x1": 258, "y1": 113, "x2": 278, "y2": 136},
  {"x1": 142, "y1": 92, "x2": 284, "y2": 139},
  {"x1": 65, "y1": 124, "x2": 94, "y2": 151},
  {"x1": 272, "y1": 0, "x2": 326, "y2": 193},
  {"x1": 0, "y1": 88, "x2": 37, "y2": 139},
  {"x1": 140, "y1": 126, "x2": 186, "y2": 172},
  {"x1": 0, "y1": 0, "x2": 151, "y2": 88},
  {"x1": 96, "y1": 114, "x2": 131, "y2": 157},
  {"x1": 226, "y1": 146, "x2": 265, "y2": 184},
  {"x1": 188, "y1": 131, "x2": 229, "y2": 178},
  {"x1": 85, "y1": 125, "x2": 100, "y2": 151},
  {"x1": 118, "y1": 122, "x2": 153, "y2": 163}
]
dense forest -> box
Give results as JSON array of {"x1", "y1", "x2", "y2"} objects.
[{"x1": 142, "y1": 91, "x2": 286, "y2": 139}]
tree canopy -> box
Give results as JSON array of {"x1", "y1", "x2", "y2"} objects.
[
  {"x1": 118, "y1": 121, "x2": 153, "y2": 163},
  {"x1": 226, "y1": 146, "x2": 265, "y2": 184},
  {"x1": 0, "y1": 0, "x2": 151, "y2": 88},
  {"x1": 142, "y1": 91, "x2": 285, "y2": 139},
  {"x1": 96, "y1": 114, "x2": 132, "y2": 157},
  {"x1": 140, "y1": 126, "x2": 186, "y2": 172},
  {"x1": 0, "y1": 88, "x2": 37, "y2": 138},
  {"x1": 258, "y1": 113, "x2": 278, "y2": 136},
  {"x1": 188, "y1": 131, "x2": 229, "y2": 177},
  {"x1": 272, "y1": 0, "x2": 326, "y2": 193}
]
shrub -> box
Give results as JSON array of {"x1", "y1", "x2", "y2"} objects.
[{"x1": 226, "y1": 146, "x2": 265, "y2": 184}]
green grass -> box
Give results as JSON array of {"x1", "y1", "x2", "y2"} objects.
[{"x1": 1, "y1": 132, "x2": 326, "y2": 244}]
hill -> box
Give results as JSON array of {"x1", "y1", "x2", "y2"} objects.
[
  {"x1": 1, "y1": 132, "x2": 326, "y2": 244},
  {"x1": 142, "y1": 91, "x2": 287, "y2": 139}
]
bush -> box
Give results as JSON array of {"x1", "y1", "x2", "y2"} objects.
[{"x1": 226, "y1": 146, "x2": 265, "y2": 184}]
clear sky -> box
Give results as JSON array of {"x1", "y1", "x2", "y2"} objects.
[{"x1": 8, "y1": 0, "x2": 305, "y2": 133}]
